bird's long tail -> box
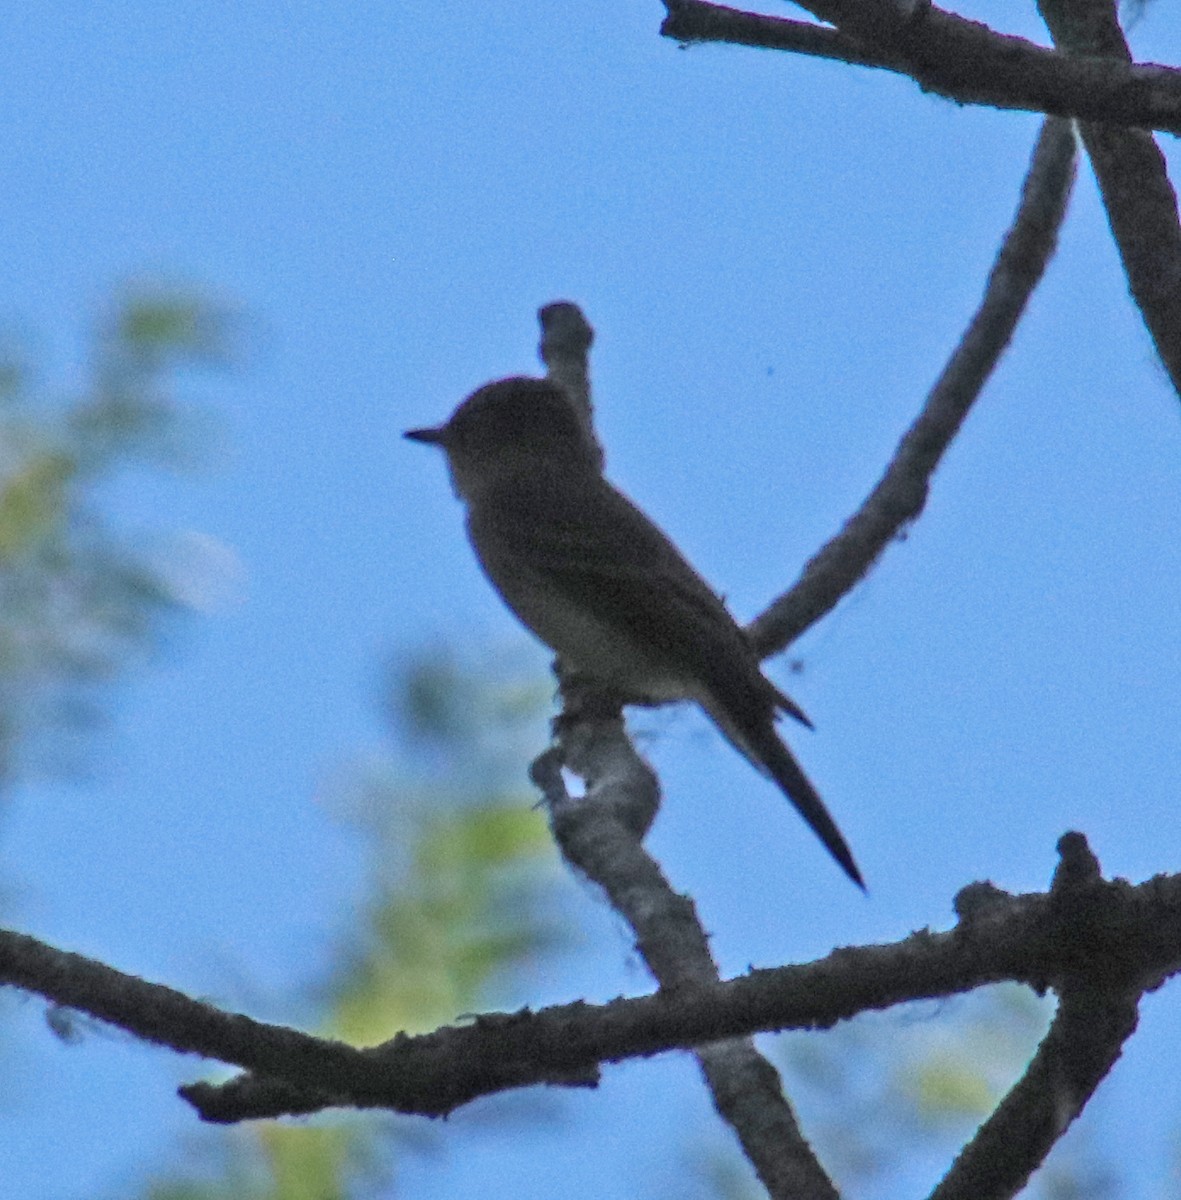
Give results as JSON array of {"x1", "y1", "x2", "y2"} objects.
[
  {"x1": 755, "y1": 727, "x2": 864, "y2": 889},
  {"x1": 700, "y1": 694, "x2": 865, "y2": 889}
]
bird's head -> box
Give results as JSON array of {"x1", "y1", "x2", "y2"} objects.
[{"x1": 406, "y1": 376, "x2": 600, "y2": 499}]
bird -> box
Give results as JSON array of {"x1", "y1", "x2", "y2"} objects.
[{"x1": 405, "y1": 375, "x2": 863, "y2": 887}]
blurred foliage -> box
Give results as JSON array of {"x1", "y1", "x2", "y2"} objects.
[
  {"x1": 784, "y1": 983, "x2": 1050, "y2": 1164},
  {"x1": 328, "y1": 801, "x2": 558, "y2": 1045},
  {"x1": 0, "y1": 286, "x2": 235, "y2": 785},
  {"x1": 143, "y1": 649, "x2": 564, "y2": 1200},
  {"x1": 390, "y1": 649, "x2": 553, "y2": 776}
]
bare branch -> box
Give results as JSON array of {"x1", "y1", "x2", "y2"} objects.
[
  {"x1": 2, "y1": 836, "x2": 1178, "y2": 1127},
  {"x1": 749, "y1": 117, "x2": 1076, "y2": 654},
  {"x1": 0, "y1": 926, "x2": 373, "y2": 1099},
  {"x1": 929, "y1": 989, "x2": 1137, "y2": 1200},
  {"x1": 194, "y1": 836, "x2": 1181, "y2": 1128},
  {"x1": 539, "y1": 300, "x2": 604, "y2": 469},
  {"x1": 661, "y1": 0, "x2": 1181, "y2": 134},
  {"x1": 1038, "y1": 0, "x2": 1181, "y2": 401},
  {"x1": 538, "y1": 683, "x2": 840, "y2": 1200},
  {"x1": 930, "y1": 837, "x2": 1140, "y2": 1200},
  {"x1": 536, "y1": 303, "x2": 840, "y2": 1196}
]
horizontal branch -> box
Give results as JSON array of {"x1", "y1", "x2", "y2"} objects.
[
  {"x1": 662, "y1": 0, "x2": 1181, "y2": 134},
  {"x1": 3, "y1": 836, "x2": 1180, "y2": 1125}
]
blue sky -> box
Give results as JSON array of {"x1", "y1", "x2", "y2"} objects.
[{"x1": 2, "y1": 1, "x2": 1181, "y2": 1196}]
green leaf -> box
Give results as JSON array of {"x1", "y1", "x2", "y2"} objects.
[{"x1": 0, "y1": 451, "x2": 74, "y2": 558}]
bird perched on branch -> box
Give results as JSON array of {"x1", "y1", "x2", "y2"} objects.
[{"x1": 406, "y1": 375, "x2": 863, "y2": 888}]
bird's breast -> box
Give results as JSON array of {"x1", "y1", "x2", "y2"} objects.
[{"x1": 470, "y1": 537, "x2": 689, "y2": 702}]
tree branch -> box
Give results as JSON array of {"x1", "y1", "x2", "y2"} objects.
[
  {"x1": 1037, "y1": 0, "x2": 1181, "y2": 401},
  {"x1": 2, "y1": 837, "x2": 1178, "y2": 1128},
  {"x1": 661, "y1": 0, "x2": 1181, "y2": 135},
  {"x1": 534, "y1": 319, "x2": 839, "y2": 1197},
  {"x1": 536, "y1": 684, "x2": 839, "y2": 1199},
  {"x1": 749, "y1": 116, "x2": 1076, "y2": 654},
  {"x1": 930, "y1": 835, "x2": 1141, "y2": 1200},
  {"x1": 538, "y1": 300, "x2": 604, "y2": 469}
]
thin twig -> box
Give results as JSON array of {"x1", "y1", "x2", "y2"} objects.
[{"x1": 538, "y1": 300, "x2": 604, "y2": 468}]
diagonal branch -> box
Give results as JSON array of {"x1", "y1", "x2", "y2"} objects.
[
  {"x1": 661, "y1": 0, "x2": 1181, "y2": 134},
  {"x1": 930, "y1": 983, "x2": 1139, "y2": 1200},
  {"x1": 533, "y1": 310, "x2": 840, "y2": 1196},
  {"x1": 1037, "y1": 0, "x2": 1181, "y2": 401},
  {"x1": 535, "y1": 690, "x2": 839, "y2": 1200},
  {"x1": 748, "y1": 116, "x2": 1076, "y2": 655},
  {"x1": 929, "y1": 836, "x2": 1141, "y2": 1200}
]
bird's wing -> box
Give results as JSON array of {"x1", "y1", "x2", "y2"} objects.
[
  {"x1": 471, "y1": 471, "x2": 861, "y2": 886},
  {"x1": 469, "y1": 471, "x2": 758, "y2": 680}
]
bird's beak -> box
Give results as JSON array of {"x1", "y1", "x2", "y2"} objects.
[{"x1": 404, "y1": 425, "x2": 446, "y2": 445}]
